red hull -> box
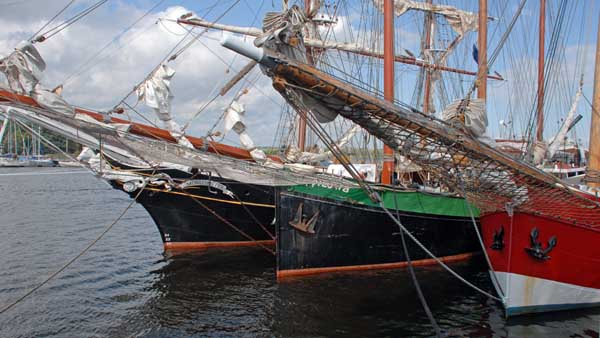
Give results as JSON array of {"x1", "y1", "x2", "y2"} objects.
[{"x1": 481, "y1": 212, "x2": 600, "y2": 315}]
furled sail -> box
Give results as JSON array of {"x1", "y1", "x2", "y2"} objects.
[
  {"x1": 371, "y1": 0, "x2": 478, "y2": 36},
  {"x1": 254, "y1": 6, "x2": 337, "y2": 123},
  {"x1": 284, "y1": 125, "x2": 360, "y2": 164},
  {"x1": 137, "y1": 63, "x2": 194, "y2": 148},
  {"x1": 547, "y1": 86, "x2": 583, "y2": 160},
  {"x1": 0, "y1": 41, "x2": 74, "y2": 117},
  {"x1": 441, "y1": 98, "x2": 488, "y2": 138},
  {"x1": 222, "y1": 90, "x2": 283, "y2": 169},
  {"x1": 225, "y1": 39, "x2": 600, "y2": 227}
]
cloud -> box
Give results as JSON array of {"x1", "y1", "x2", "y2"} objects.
[{"x1": 0, "y1": 2, "x2": 284, "y2": 145}]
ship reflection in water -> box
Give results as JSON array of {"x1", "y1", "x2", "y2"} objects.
[{"x1": 0, "y1": 167, "x2": 598, "y2": 337}]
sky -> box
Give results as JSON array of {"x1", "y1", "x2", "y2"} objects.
[{"x1": 0, "y1": 0, "x2": 598, "y2": 148}]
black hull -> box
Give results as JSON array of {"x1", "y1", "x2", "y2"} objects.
[
  {"x1": 109, "y1": 168, "x2": 276, "y2": 250},
  {"x1": 276, "y1": 190, "x2": 480, "y2": 277}
]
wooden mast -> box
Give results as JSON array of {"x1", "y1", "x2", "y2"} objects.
[
  {"x1": 536, "y1": 0, "x2": 546, "y2": 143},
  {"x1": 477, "y1": 0, "x2": 487, "y2": 100},
  {"x1": 422, "y1": 0, "x2": 434, "y2": 114},
  {"x1": 382, "y1": 0, "x2": 395, "y2": 185},
  {"x1": 297, "y1": 0, "x2": 315, "y2": 152},
  {"x1": 586, "y1": 13, "x2": 600, "y2": 188}
]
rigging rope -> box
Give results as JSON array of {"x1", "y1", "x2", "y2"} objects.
[
  {"x1": 288, "y1": 92, "x2": 502, "y2": 302},
  {"x1": 392, "y1": 194, "x2": 442, "y2": 338},
  {"x1": 28, "y1": 0, "x2": 76, "y2": 42},
  {"x1": 112, "y1": 0, "x2": 240, "y2": 112},
  {"x1": 34, "y1": 0, "x2": 109, "y2": 43},
  {"x1": 63, "y1": 0, "x2": 168, "y2": 85}
]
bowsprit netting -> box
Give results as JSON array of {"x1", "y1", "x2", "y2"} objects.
[{"x1": 266, "y1": 58, "x2": 600, "y2": 227}]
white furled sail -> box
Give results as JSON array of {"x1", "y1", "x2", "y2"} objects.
[
  {"x1": 441, "y1": 98, "x2": 487, "y2": 138},
  {"x1": 547, "y1": 86, "x2": 583, "y2": 159},
  {"x1": 0, "y1": 41, "x2": 45, "y2": 94},
  {"x1": 372, "y1": 0, "x2": 478, "y2": 36},
  {"x1": 0, "y1": 41, "x2": 74, "y2": 116},
  {"x1": 137, "y1": 63, "x2": 193, "y2": 148},
  {"x1": 222, "y1": 90, "x2": 283, "y2": 169},
  {"x1": 285, "y1": 125, "x2": 360, "y2": 164}
]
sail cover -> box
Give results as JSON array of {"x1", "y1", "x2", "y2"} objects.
[
  {"x1": 372, "y1": 0, "x2": 478, "y2": 36},
  {"x1": 137, "y1": 63, "x2": 193, "y2": 148}
]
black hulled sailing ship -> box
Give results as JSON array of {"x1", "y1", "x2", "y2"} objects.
[
  {"x1": 185, "y1": 0, "x2": 494, "y2": 277},
  {"x1": 102, "y1": 155, "x2": 277, "y2": 250}
]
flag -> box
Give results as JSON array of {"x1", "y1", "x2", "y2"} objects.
[{"x1": 472, "y1": 44, "x2": 479, "y2": 64}]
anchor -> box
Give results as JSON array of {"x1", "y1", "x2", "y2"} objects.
[
  {"x1": 289, "y1": 203, "x2": 319, "y2": 234},
  {"x1": 524, "y1": 227, "x2": 557, "y2": 260},
  {"x1": 490, "y1": 226, "x2": 504, "y2": 250}
]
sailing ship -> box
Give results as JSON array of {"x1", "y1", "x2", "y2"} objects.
[
  {"x1": 219, "y1": 0, "x2": 600, "y2": 316},
  {"x1": 0, "y1": 85, "x2": 283, "y2": 250},
  {"x1": 1, "y1": 0, "x2": 487, "y2": 272},
  {"x1": 181, "y1": 0, "x2": 497, "y2": 277}
]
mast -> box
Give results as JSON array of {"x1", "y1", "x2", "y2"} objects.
[
  {"x1": 536, "y1": 0, "x2": 546, "y2": 142},
  {"x1": 297, "y1": 0, "x2": 314, "y2": 152},
  {"x1": 422, "y1": 0, "x2": 434, "y2": 114},
  {"x1": 587, "y1": 13, "x2": 600, "y2": 188},
  {"x1": 382, "y1": 0, "x2": 395, "y2": 185},
  {"x1": 477, "y1": 0, "x2": 487, "y2": 100}
]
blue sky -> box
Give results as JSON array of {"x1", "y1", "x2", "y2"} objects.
[{"x1": 0, "y1": 0, "x2": 598, "y2": 149}]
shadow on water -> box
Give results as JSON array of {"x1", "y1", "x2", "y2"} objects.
[
  {"x1": 1, "y1": 168, "x2": 599, "y2": 337},
  {"x1": 108, "y1": 250, "x2": 600, "y2": 338}
]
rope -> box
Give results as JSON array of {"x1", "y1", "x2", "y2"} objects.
[
  {"x1": 392, "y1": 194, "x2": 442, "y2": 338},
  {"x1": 286, "y1": 90, "x2": 501, "y2": 302},
  {"x1": 34, "y1": 0, "x2": 109, "y2": 42},
  {"x1": 63, "y1": 0, "x2": 168, "y2": 85},
  {"x1": 28, "y1": 0, "x2": 76, "y2": 42},
  {"x1": 230, "y1": 190, "x2": 275, "y2": 239},
  {"x1": 0, "y1": 119, "x2": 155, "y2": 316},
  {"x1": 189, "y1": 196, "x2": 275, "y2": 255},
  {"x1": 0, "y1": 178, "x2": 150, "y2": 316},
  {"x1": 378, "y1": 201, "x2": 501, "y2": 301},
  {"x1": 457, "y1": 173, "x2": 505, "y2": 299},
  {"x1": 112, "y1": 0, "x2": 240, "y2": 111}
]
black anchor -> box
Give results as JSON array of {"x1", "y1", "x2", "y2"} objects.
[
  {"x1": 490, "y1": 226, "x2": 504, "y2": 250},
  {"x1": 524, "y1": 227, "x2": 557, "y2": 260}
]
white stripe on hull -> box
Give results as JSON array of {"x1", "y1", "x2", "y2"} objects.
[{"x1": 491, "y1": 271, "x2": 600, "y2": 316}]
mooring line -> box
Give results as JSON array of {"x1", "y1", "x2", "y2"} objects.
[
  {"x1": 0, "y1": 118, "x2": 154, "y2": 316},
  {"x1": 393, "y1": 194, "x2": 442, "y2": 338},
  {"x1": 0, "y1": 178, "x2": 150, "y2": 316}
]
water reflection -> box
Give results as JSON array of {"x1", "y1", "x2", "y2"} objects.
[{"x1": 1, "y1": 168, "x2": 598, "y2": 338}]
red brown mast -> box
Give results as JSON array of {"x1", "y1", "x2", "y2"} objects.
[
  {"x1": 381, "y1": 0, "x2": 395, "y2": 185},
  {"x1": 477, "y1": 0, "x2": 487, "y2": 100},
  {"x1": 422, "y1": 0, "x2": 434, "y2": 114}
]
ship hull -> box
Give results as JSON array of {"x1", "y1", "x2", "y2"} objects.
[
  {"x1": 110, "y1": 169, "x2": 276, "y2": 250},
  {"x1": 276, "y1": 186, "x2": 480, "y2": 278},
  {"x1": 481, "y1": 212, "x2": 600, "y2": 316}
]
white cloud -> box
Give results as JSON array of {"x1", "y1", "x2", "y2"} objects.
[{"x1": 0, "y1": 2, "x2": 284, "y2": 145}]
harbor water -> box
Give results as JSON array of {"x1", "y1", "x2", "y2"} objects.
[{"x1": 0, "y1": 167, "x2": 598, "y2": 337}]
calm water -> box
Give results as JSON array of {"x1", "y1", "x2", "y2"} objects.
[{"x1": 0, "y1": 167, "x2": 598, "y2": 338}]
